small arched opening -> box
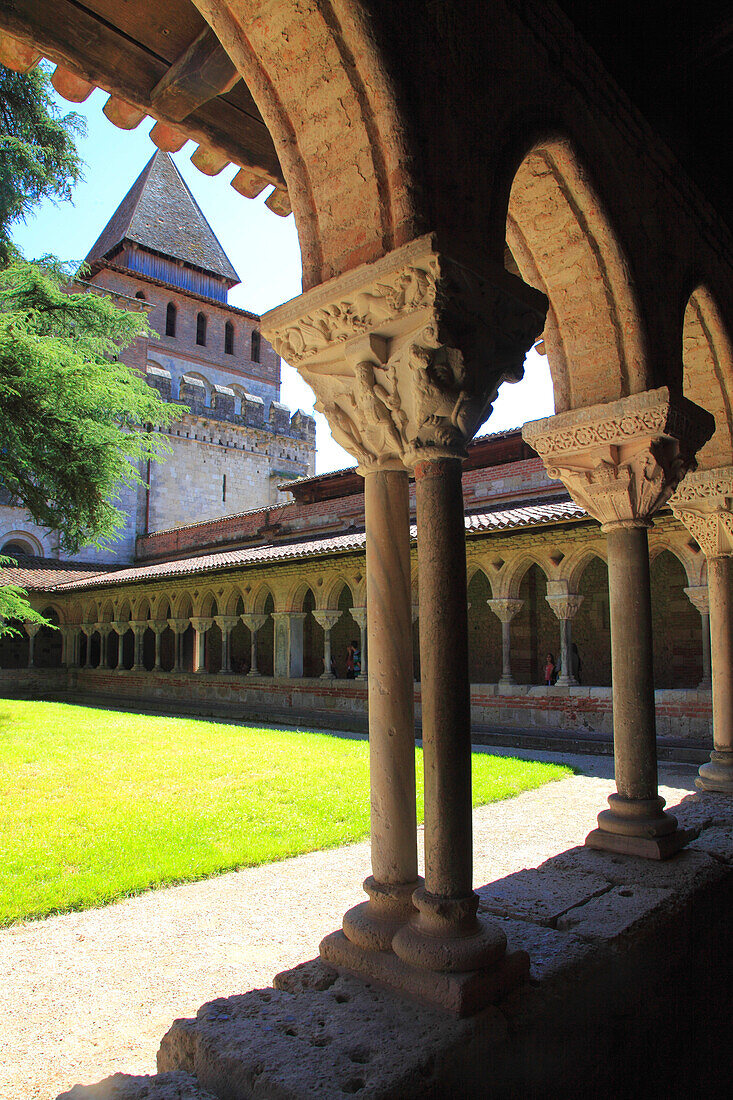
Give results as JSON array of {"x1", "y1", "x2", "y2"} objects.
[
  {"x1": 165, "y1": 302, "x2": 177, "y2": 337},
  {"x1": 196, "y1": 312, "x2": 207, "y2": 347}
]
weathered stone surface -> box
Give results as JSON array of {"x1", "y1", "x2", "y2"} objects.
[
  {"x1": 496, "y1": 916, "x2": 598, "y2": 985},
  {"x1": 551, "y1": 843, "x2": 725, "y2": 893},
  {"x1": 158, "y1": 970, "x2": 509, "y2": 1100},
  {"x1": 557, "y1": 884, "x2": 676, "y2": 939},
  {"x1": 478, "y1": 864, "x2": 610, "y2": 926},
  {"x1": 56, "y1": 1072, "x2": 216, "y2": 1100},
  {"x1": 691, "y1": 825, "x2": 733, "y2": 865},
  {"x1": 673, "y1": 791, "x2": 732, "y2": 830}
]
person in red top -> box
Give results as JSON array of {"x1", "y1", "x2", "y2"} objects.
[{"x1": 544, "y1": 652, "x2": 556, "y2": 686}]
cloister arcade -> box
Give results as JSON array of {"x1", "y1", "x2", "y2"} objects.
[{"x1": 1, "y1": 1, "x2": 732, "y2": 1088}]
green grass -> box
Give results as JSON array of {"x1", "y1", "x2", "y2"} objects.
[{"x1": 0, "y1": 698, "x2": 571, "y2": 926}]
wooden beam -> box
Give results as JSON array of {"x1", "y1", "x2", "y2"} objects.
[
  {"x1": 0, "y1": 0, "x2": 284, "y2": 187},
  {"x1": 150, "y1": 25, "x2": 239, "y2": 122}
]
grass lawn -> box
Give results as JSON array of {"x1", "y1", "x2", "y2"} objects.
[{"x1": 0, "y1": 698, "x2": 572, "y2": 926}]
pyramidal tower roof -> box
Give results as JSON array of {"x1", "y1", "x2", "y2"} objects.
[{"x1": 85, "y1": 150, "x2": 239, "y2": 286}]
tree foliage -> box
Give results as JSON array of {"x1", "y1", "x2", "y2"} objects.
[
  {"x1": 0, "y1": 258, "x2": 178, "y2": 554},
  {"x1": 0, "y1": 557, "x2": 47, "y2": 633},
  {"x1": 0, "y1": 63, "x2": 85, "y2": 265}
]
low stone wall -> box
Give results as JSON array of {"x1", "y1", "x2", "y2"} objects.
[{"x1": 0, "y1": 668, "x2": 711, "y2": 745}]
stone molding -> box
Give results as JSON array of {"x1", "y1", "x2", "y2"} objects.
[
  {"x1": 523, "y1": 388, "x2": 715, "y2": 530},
  {"x1": 487, "y1": 598, "x2": 524, "y2": 623},
  {"x1": 669, "y1": 465, "x2": 733, "y2": 559},
  {"x1": 684, "y1": 585, "x2": 710, "y2": 616},
  {"x1": 263, "y1": 234, "x2": 545, "y2": 470}
]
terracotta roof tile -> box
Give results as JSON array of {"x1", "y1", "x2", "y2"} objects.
[{"x1": 0, "y1": 557, "x2": 120, "y2": 592}]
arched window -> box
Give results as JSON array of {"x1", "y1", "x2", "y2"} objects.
[
  {"x1": 251, "y1": 329, "x2": 261, "y2": 362},
  {"x1": 225, "y1": 321, "x2": 234, "y2": 355},
  {"x1": 165, "y1": 302, "x2": 177, "y2": 337},
  {"x1": 196, "y1": 312, "x2": 207, "y2": 346},
  {"x1": 1, "y1": 539, "x2": 36, "y2": 559},
  {"x1": 135, "y1": 291, "x2": 146, "y2": 300}
]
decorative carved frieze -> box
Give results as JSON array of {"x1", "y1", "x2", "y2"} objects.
[
  {"x1": 263, "y1": 234, "x2": 546, "y2": 470},
  {"x1": 669, "y1": 466, "x2": 733, "y2": 559},
  {"x1": 523, "y1": 388, "x2": 715, "y2": 530}
]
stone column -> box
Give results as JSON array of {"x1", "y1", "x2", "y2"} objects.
[
  {"x1": 350, "y1": 606, "x2": 368, "y2": 680},
  {"x1": 214, "y1": 615, "x2": 238, "y2": 674},
  {"x1": 150, "y1": 621, "x2": 167, "y2": 671},
  {"x1": 312, "y1": 610, "x2": 341, "y2": 678},
  {"x1": 167, "y1": 618, "x2": 187, "y2": 673},
  {"x1": 83, "y1": 626, "x2": 94, "y2": 669},
  {"x1": 190, "y1": 617, "x2": 212, "y2": 674},
  {"x1": 272, "y1": 611, "x2": 306, "y2": 678},
  {"x1": 99, "y1": 625, "x2": 111, "y2": 669},
  {"x1": 525, "y1": 387, "x2": 714, "y2": 857},
  {"x1": 545, "y1": 582, "x2": 584, "y2": 686},
  {"x1": 671, "y1": 466, "x2": 733, "y2": 792},
  {"x1": 487, "y1": 598, "x2": 524, "y2": 685},
  {"x1": 342, "y1": 470, "x2": 420, "y2": 951},
  {"x1": 241, "y1": 613, "x2": 267, "y2": 676},
  {"x1": 131, "y1": 621, "x2": 146, "y2": 672},
  {"x1": 111, "y1": 622, "x2": 127, "y2": 672},
  {"x1": 264, "y1": 233, "x2": 545, "y2": 1011},
  {"x1": 684, "y1": 586, "x2": 712, "y2": 689},
  {"x1": 25, "y1": 622, "x2": 40, "y2": 668}
]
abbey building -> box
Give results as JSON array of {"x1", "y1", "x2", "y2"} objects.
[{"x1": 0, "y1": 150, "x2": 315, "y2": 565}]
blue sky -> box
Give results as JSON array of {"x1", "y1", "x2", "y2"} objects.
[{"x1": 12, "y1": 84, "x2": 554, "y2": 472}]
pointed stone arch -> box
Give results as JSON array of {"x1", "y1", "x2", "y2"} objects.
[{"x1": 682, "y1": 287, "x2": 733, "y2": 469}]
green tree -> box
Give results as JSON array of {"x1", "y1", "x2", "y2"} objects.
[
  {"x1": 0, "y1": 64, "x2": 179, "y2": 634},
  {"x1": 0, "y1": 63, "x2": 85, "y2": 265}
]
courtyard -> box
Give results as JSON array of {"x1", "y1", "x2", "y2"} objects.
[{"x1": 0, "y1": 735, "x2": 701, "y2": 1100}]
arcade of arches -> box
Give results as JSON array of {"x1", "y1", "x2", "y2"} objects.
[{"x1": 0, "y1": 0, "x2": 732, "y2": 1074}]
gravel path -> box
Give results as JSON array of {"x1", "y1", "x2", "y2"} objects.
[{"x1": 0, "y1": 748, "x2": 698, "y2": 1100}]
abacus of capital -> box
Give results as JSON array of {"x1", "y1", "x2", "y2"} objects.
[
  {"x1": 524, "y1": 388, "x2": 715, "y2": 858},
  {"x1": 671, "y1": 466, "x2": 733, "y2": 792},
  {"x1": 263, "y1": 232, "x2": 546, "y2": 1013}
]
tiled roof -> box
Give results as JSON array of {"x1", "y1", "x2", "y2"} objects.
[
  {"x1": 9, "y1": 499, "x2": 589, "y2": 595},
  {"x1": 85, "y1": 151, "x2": 239, "y2": 284},
  {"x1": 0, "y1": 557, "x2": 119, "y2": 591}
]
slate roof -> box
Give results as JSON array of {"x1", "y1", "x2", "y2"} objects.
[
  {"x1": 84, "y1": 151, "x2": 239, "y2": 284},
  {"x1": 8, "y1": 500, "x2": 589, "y2": 595}
]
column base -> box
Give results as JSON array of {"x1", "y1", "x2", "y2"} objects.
[
  {"x1": 585, "y1": 794, "x2": 698, "y2": 860},
  {"x1": 247, "y1": 669, "x2": 260, "y2": 677},
  {"x1": 696, "y1": 750, "x2": 733, "y2": 793},
  {"x1": 320, "y1": 930, "x2": 528, "y2": 1017},
  {"x1": 498, "y1": 675, "x2": 516, "y2": 687},
  {"x1": 391, "y1": 887, "x2": 507, "y2": 973},
  {"x1": 556, "y1": 675, "x2": 578, "y2": 687},
  {"x1": 342, "y1": 876, "x2": 421, "y2": 952},
  {"x1": 320, "y1": 671, "x2": 336, "y2": 680}
]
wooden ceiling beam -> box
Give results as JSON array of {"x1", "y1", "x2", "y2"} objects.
[
  {"x1": 0, "y1": 0, "x2": 285, "y2": 188},
  {"x1": 150, "y1": 25, "x2": 239, "y2": 122}
]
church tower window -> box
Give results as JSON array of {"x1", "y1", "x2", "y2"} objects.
[
  {"x1": 196, "y1": 312, "x2": 207, "y2": 346},
  {"x1": 166, "y1": 302, "x2": 177, "y2": 337},
  {"x1": 225, "y1": 321, "x2": 234, "y2": 355},
  {"x1": 251, "y1": 329, "x2": 261, "y2": 362}
]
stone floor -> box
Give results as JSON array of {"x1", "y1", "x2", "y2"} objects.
[{"x1": 0, "y1": 748, "x2": 700, "y2": 1100}]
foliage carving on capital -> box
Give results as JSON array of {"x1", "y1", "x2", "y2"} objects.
[
  {"x1": 487, "y1": 598, "x2": 524, "y2": 623},
  {"x1": 524, "y1": 388, "x2": 715, "y2": 530},
  {"x1": 545, "y1": 593, "x2": 584, "y2": 620},
  {"x1": 312, "y1": 610, "x2": 342, "y2": 631},
  {"x1": 684, "y1": 586, "x2": 710, "y2": 616},
  {"x1": 263, "y1": 234, "x2": 546, "y2": 469},
  {"x1": 669, "y1": 466, "x2": 733, "y2": 558}
]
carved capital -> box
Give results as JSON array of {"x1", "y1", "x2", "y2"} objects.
[
  {"x1": 487, "y1": 597, "x2": 524, "y2": 623},
  {"x1": 263, "y1": 233, "x2": 546, "y2": 470},
  {"x1": 546, "y1": 594, "x2": 584, "y2": 621},
  {"x1": 312, "y1": 610, "x2": 343, "y2": 632},
  {"x1": 523, "y1": 388, "x2": 714, "y2": 530},
  {"x1": 684, "y1": 585, "x2": 710, "y2": 616},
  {"x1": 150, "y1": 619, "x2": 170, "y2": 635},
  {"x1": 167, "y1": 617, "x2": 190, "y2": 635},
  {"x1": 669, "y1": 465, "x2": 733, "y2": 559},
  {"x1": 190, "y1": 617, "x2": 213, "y2": 633},
  {"x1": 350, "y1": 606, "x2": 368, "y2": 630},
  {"x1": 241, "y1": 613, "x2": 268, "y2": 633},
  {"x1": 110, "y1": 620, "x2": 130, "y2": 636}
]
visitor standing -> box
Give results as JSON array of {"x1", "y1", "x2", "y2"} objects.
[{"x1": 544, "y1": 652, "x2": 556, "y2": 686}]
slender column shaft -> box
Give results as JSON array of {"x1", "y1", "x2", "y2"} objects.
[
  {"x1": 415, "y1": 458, "x2": 472, "y2": 898},
  {"x1": 84, "y1": 632, "x2": 93, "y2": 669},
  {"x1": 607, "y1": 525, "x2": 658, "y2": 801},
  {"x1": 709, "y1": 557, "x2": 733, "y2": 753},
  {"x1": 500, "y1": 620, "x2": 512, "y2": 683},
  {"x1": 101, "y1": 631, "x2": 109, "y2": 668},
  {"x1": 250, "y1": 630, "x2": 258, "y2": 674},
  {"x1": 27, "y1": 632, "x2": 36, "y2": 669},
  {"x1": 322, "y1": 628, "x2": 333, "y2": 678},
  {"x1": 154, "y1": 631, "x2": 162, "y2": 671},
  {"x1": 222, "y1": 629, "x2": 232, "y2": 673},
  {"x1": 115, "y1": 631, "x2": 124, "y2": 672},
  {"x1": 357, "y1": 621, "x2": 367, "y2": 680},
  {"x1": 193, "y1": 628, "x2": 206, "y2": 673},
  {"x1": 700, "y1": 611, "x2": 712, "y2": 687},
  {"x1": 556, "y1": 619, "x2": 574, "y2": 686},
  {"x1": 365, "y1": 470, "x2": 418, "y2": 887}
]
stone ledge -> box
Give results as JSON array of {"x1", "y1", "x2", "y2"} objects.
[{"x1": 57, "y1": 1071, "x2": 216, "y2": 1100}]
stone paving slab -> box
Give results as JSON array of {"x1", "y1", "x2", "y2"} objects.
[
  {"x1": 478, "y1": 865, "x2": 611, "y2": 926},
  {"x1": 0, "y1": 751, "x2": 698, "y2": 1100}
]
